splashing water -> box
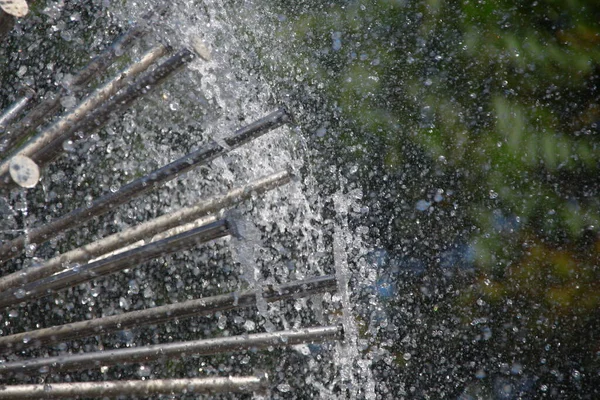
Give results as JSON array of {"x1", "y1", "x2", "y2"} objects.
[
  {"x1": 118, "y1": 1, "x2": 383, "y2": 396},
  {"x1": 0, "y1": 0, "x2": 382, "y2": 396},
  {"x1": 333, "y1": 188, "x2": 378, "y2": 400}
]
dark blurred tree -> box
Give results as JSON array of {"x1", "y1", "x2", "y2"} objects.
[{"x1": 261, "y1": 0, "x2": 600, "y2": 397}]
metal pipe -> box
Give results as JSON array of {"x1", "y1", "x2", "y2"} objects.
[
  {"x1": 0, "y1": 376, "x2": 268, "y2": 398},
  {"x1": 0, "y1": 220, "x2": 230, "y2": 309},
  {"x1": 87, "y1": 214, "x2": 220, "y2": 263},
  {"x1": 0, "y1": 88, "x2": 35, "y2": 133},
  {"x1": 0, "y1": 325, "x2": 343, "y2": 375},
  {"x1": 0, "y1": 170, "x2": 290, "y2": 291},
  {"x1": 0, "y1": 275, "x2": 337, "y2": 352},
  {"x1": 0, "y1": 25, "x2": 147, "y2": 156},
  {"x1": 68, "y1": 26, "x2": 147, "y2": 89},
  {"x1": 0, "y1": 92, "x2": 61, "y2": 156},
  {"x1": 31, "y1": 47, "x2": 197, "y2": 170},
  {"x1": 0, "y1": 45, "x2": 168, "y2": 180},
  {"x1": 0, "y1": 109, "x2": 291, "y2": 262}
]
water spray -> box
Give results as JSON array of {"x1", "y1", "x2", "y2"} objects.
[{"x1": 0, "y1": 11, "x2": 342, "y2": 398}]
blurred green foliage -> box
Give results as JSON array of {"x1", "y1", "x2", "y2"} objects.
[{"x1": 265, "y1": 0, "x2": 600, "y2": 396}]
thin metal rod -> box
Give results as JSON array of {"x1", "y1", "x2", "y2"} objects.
[
  {"x1": 0, "y1": 376, "x2": 268, "y2": 399},
  {"x1": 0, "y1": 92, "x2": 61, "y2": 156},
  {"x1": 0, "y1": 220, "x2": 230, "y2": 309},
  {"x1": 0, "y1": 275, "x2": 336, "y2": 352},
  {"x1": 222, "y1": 108, "x2": 292, "y2": 149},
  {"x1": 69, "y1": 27, "x2": 147, "y2": 89},
  {"x1": 0, "y1": 88, "x2": 35, "y2": 132},
  {"x1": 31, "y1": 47, "x2": 197, "y2": 170},
  {"x1": 0, "y1": 325, "x2": 343, "y2": 375},
  {"x1": 87, "y1": 215, "x2": 219, "y2": 263},
  {"x1": 0, "y1": 275, "x2": 337, "y2": 353},
  {"x1": 0, "y1": 108, "x2": 290, "y2": 262},
  {"x1": 0, "y1": 45, "x2": 168, "y2": 180},
  {"x1": 0, "y1": 170, "x2": 290, "y2": 291},
  {"x1": 0, "y1": 26, "x2": 147, "y2": 156}
]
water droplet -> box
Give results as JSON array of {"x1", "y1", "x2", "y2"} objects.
[
  {"x1": 119, "y1": 297, "x2": 130, "y2": 310},
  {"x1": 138, "y1": 365, "x2": 151, "y2": 377},
  {"x1": 416, "y1": 200, "x2": 431, "y2": 211},
  {"x1": 60, "y1": 95, "x2": 77, "y2": 109},
  {"x1": 217, "y1": 315, "x2": 227, "y2": 330},
  {"x1": 243, "y1": 320, "x2": 256, "y2": 331},
  {"x1": 511, "y1": 363, "x2": 523, "y2": 375},
  {"x1": 60, "y1": 30, "x2": 72, "y2": 42},
  {"x1": 332, "y1": 32, "x2": 342, "y2": 51},
  {"x1": 277, "y1": 383, "x2": 291, "y2": 393},
  {"x1": 143, "y1": 287, "x2": 154, "y2": 298},
  {"x1": 128, "y1": 280, "x2": 140, "y2": 295},
  {"x1": 62, "y1": 140, "x2": 75, "y2": 152}
]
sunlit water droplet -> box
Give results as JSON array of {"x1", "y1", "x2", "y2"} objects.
[
  {"x1": 277, "y1": 383, "x2": 291, "y2": 393},
  {"x1": 243, "y1": 320, "x2": 256, "y2": 331},
  {"x1": 60, "y1": 95, "x2": 77, "y2": 108},
  {"x1": 416, "y1": 200, "x2": 431, "y2": 211},
  {"x1": 217, "y1": 314, "x2": 227, "y2": 330},
  {"x1": 138, "y1": 365, "x2": 152, "y2": 377},
  {"x1": 62, "y1": 140, "x2": 75, "y2": 152}
]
